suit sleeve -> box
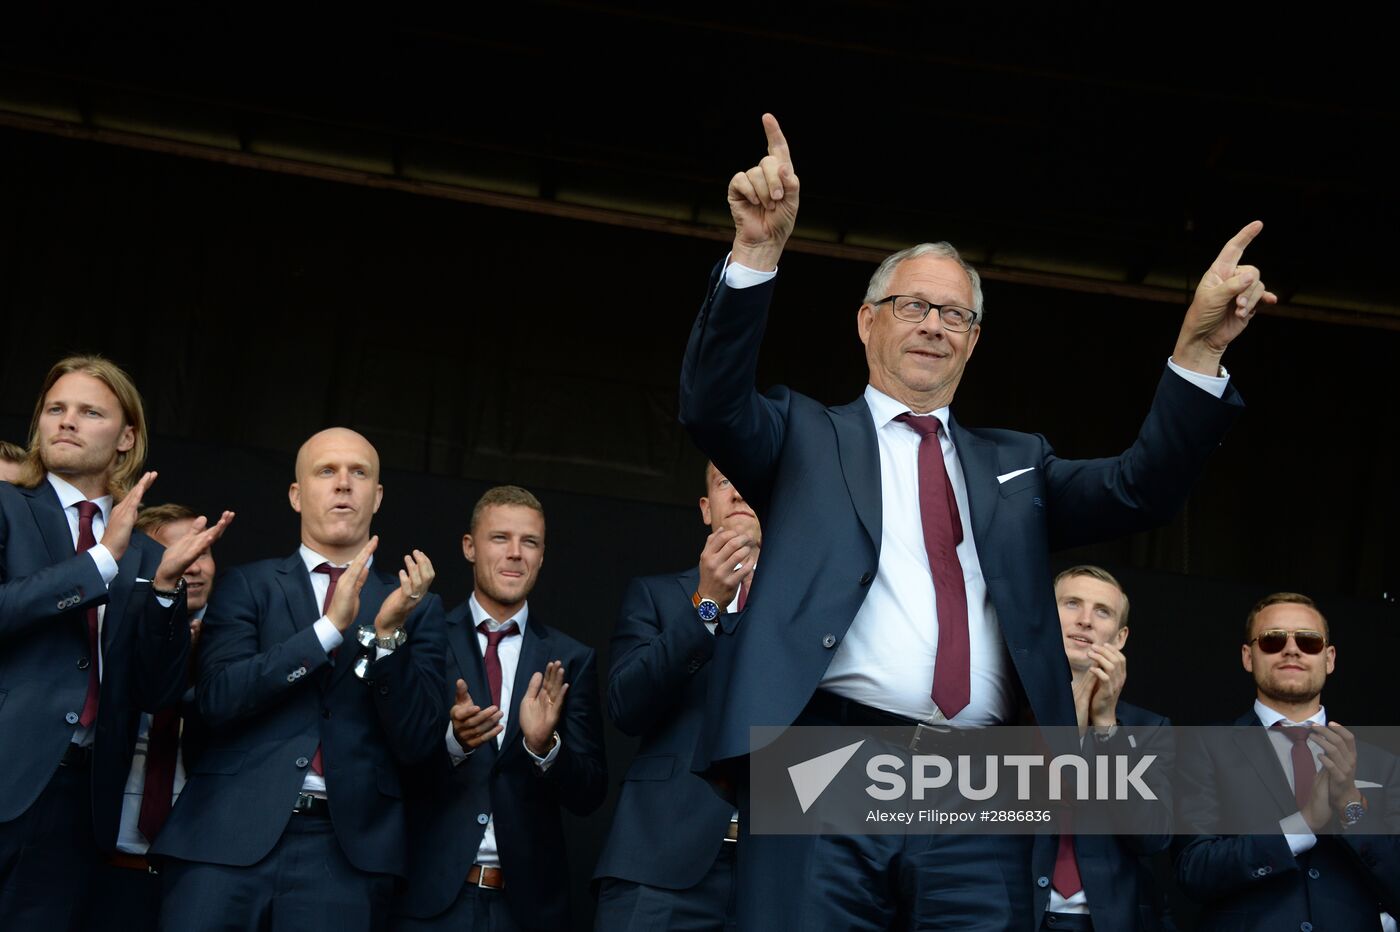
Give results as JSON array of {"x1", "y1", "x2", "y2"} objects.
[
  {"x1": 1086, "y1": 713, "x2": 1173, "y2": 856},
  {"x1": 130, "y1": 536, "x2": 190, "y2": 711},
  {"x1": 1337, "y1": 746, "x2": 1400, "y2": 913},
  {"x1": 677, "y1": 261, "x2": 789, "y2": 516},
  {"x1": 1043, "y1": 368, "x2": 1244, "y2": 552},
  {"x1": 364, "y1": 593, "x2": 448, "y2": 765},
  {"x1": 607, "y1": 576, "x2": 715, "y2": 737},
  {"x1": 196, "y1": 567, "x2": 332, "y2": 728},
  {"x1": 0, "y1": 505, "x2": 116, "y2": 640},
  {"x1": 537, "y1": 646, "x2": 607, "y2": 816}
]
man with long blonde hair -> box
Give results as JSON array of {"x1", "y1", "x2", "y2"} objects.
[{"x1": 0, "y1": 355, "x2": 232, "y2": 928}]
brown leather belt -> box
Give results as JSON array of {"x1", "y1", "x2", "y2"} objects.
[
  {"x1": 107, "y1": 852, "x2": 158, "y2": 874},
  {"x1": 467, "y1": 864, "x2": 504, "y2": 890}
]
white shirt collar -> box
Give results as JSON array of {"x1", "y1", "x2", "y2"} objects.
[
  {"x1": 297, "y1": 543, "x2": 374, "y2": 573},
  {"x1": 46, "y1": 472, "x2": 113, "y2": 523},
  {"x1": 863, "y1": 383, "x2": 953, "y2": 439},
  {"x1": 1254, "y1": 698, "x2": 1327, "y2": 728},
  {"x1": 469, "y1": 591, "x2": 529, "y2": 634}
]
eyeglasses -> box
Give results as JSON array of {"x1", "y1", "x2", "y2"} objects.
[
  {"x1": 1251, "y1": 630, "x2": 1328, "y2": 655},
  {"x1": 873, "y1": 295, "x2": 979, "y2": 333}
]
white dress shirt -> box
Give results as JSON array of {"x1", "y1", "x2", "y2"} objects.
[
  {"x1": 1254, "y1": 699, "x2": 1328, "y2": 856},
  {"x1": 445, "y1": 594, "x2": 561, "y2": 869}
]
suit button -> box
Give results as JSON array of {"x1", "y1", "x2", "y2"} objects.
[
  {"x1": 1301, "y1": 924, "x2": 1313, "y2": 932},
  {"x1": 77, "y1": 657, "x2": 90, "y2": 670},
  {"x1": 57, "y1": 601, "x2": 66, "y2": 611},
  {"x1": 378, "y1": 685, "x2": 390, "y2": 696},
  {"x1": 822, "y1": 634, "x2": 837, "y2": 649},
  {"x1": 1046, "y1": 917, "x2": 1058, "y2": 926},
  {"x1": 295, "y1": 756, "x2": 310, "y2": 769},
  {"x1": 65, "y1": 712, "x2": 80, "y2": 724},
  {"x1": 1261, "y1": 865, "x2": 1272, "y2": 874},
  {"x1": 477, "y1": 813, "x2": 489, "y2": 825},
  {"x1": 1036, "y1": 875, "x2": 1049, "y2": 888},
  {"x1": 1307, "y1": 868, "x2": 1320, "y2": 879},
  {"x1": 859, "y1": 572, "x2": 873, "y2": 586}
]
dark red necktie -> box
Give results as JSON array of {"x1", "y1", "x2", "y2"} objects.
[
  {"x1": 75, "y1": 500, "x2": 102, "y2": 728},
  {"x1": 895, "y1": 413, "x2": 970, "y2": 720},
  {"x1": 1274, "y1": 724, "x2": 1317, "y2": 810},
  {"x1": 1052, "y1": 828, "x2": 1083, "y2": 898},
  {"x1": 478, "y1": 620, "x2": 520, "y2": 709},
  {"x1": 139, "y1": 709, "x2": 180, "y2": 841},
  {"x1": 309, "y1": 563, "x2": 346, "y2": 775},
  {"x1": 737, "y1": 578, "x2": 750, "y2": 612}
]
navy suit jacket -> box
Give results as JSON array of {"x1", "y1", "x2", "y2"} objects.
[
  {"x1": 678, "y1": 262, "x2": 1244, "y2": 774},
  {"x1": 1031, "y1": 700, "x2": 1176, "y2": 931},
  {"x1": 0, "y1": 479, "x2": 188, "y2": 850},
  {"x1": 152, "y1": 551, "x2": 446, "y2": 877},
  {"x1": 594, "y1": 566, "x2": 735, "y2": 889},
  {"x1": 398, "y1": 602, "x2": 607, "y2": 929},
  {"x1": 1174, "y1": 709, "x2": 1400, "y2": 931}
]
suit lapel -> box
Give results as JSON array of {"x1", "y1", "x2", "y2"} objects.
[
  {"x1": 826, "y1": 398, "x2": 882, "y2": 552},
  {"x1": 23, "y1": 483, "x2": 76, "y2": 564},
  {"x1": 446, "y1": 603, "x2": 498, "y2": 767},
  {"x1": 947, "y1": 413, "x2": 1000, "y2": 551},
  {"x1": 499, "y1": 618, "x2": 549, "y2": 758},
  {"x1": 1231, "y1": 711, "x2": 1300, "y2": 815},
  {"x1": 673, "y1": 567, "x2": 700, "y2": 606},
  {"x1": 273, "y1": 552, "x2": 321, "y2": 635}
]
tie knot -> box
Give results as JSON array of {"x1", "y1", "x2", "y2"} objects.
[
  {"x1": 314, "y1": 562, "x2": 347, "y2": 585},
  {"x1": 76, "y1": 500, "x2": 100, "y2": 522},
  {"x1": 1273, "y1": 723, "x2": 1313, "y2": 744},
  {"x1": 895, "y1": 412, "x2": 944, "y2": 438},
  {"x1": 478, "y1": 620, "x2": 520, "y2": 646}
]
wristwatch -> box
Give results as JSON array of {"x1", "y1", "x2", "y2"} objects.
[
  {"x1": 356, "y1": 625, "x2": 408, "y2": 651},
  {"x1": 1341, "y1": 797, "x2": 1367, "y2": 827},
  {"x1": 692, "y1": 591, "x2": 721, "y2": 623}
]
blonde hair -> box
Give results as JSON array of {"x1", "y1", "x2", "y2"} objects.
[
  {"x1": 470, "y1": 485, "x2": 545, "y2": 533},
  {"x1": 15, "y1": 355, "x2": 148, "y2": 498}
]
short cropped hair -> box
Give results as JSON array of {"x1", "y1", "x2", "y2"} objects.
[
  {"x1": 1244, "y1": 592, "x2": 1330, "y2": 643},
  {"x1": 863, "y1": 242, "x2": 985, "y2": 319},
  {"x1": 470, "y1": 485, "x2": 545, "y2": 533},
  {"x1": 15, "y1": 355, "x2": 148, "y2": 498},
  {"x1": 0, "y1": 440, "x2": 25, "y2": 464},
  {"x1": 1054, "y1": 564, "x2": 1130, "y2": 628},
  {"x1": 136, "y1": 503, "x2": 198, "y2": 537}
]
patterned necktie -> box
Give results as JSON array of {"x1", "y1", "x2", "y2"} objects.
[
  {"x1": 75, "y1": 500, "x2": 102, "y2": 727},
  {"x1": 478, "y1": 620, "x2": 520, "y2": 709},
  {"x1": 1273, "y1": 723, "x2": 1317, "y2": 809},
  {"x1": 309, "y1": 563, "x2": 347, "y2": 775},
  {"x1": 894, "y1": 413, "x2": 970, "y2": 720}
]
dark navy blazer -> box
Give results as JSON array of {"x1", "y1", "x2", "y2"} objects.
[
  {"x1": 152, "y1": 551, "x2": 446, "y2": 877},
  {"x1": 0, "y1": 479, "x2": 188, "y2": 851},
  {"x1": 594, "y1": 566, "x2": 735, "y2": 889}
]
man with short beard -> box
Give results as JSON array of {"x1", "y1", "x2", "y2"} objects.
[
  {"x1": 154, "y1": 427, "x2": 446, "y2": 932},
  {"x1": 0, "y1": 356, "x2": 231, "y2": 929},
  {"x1": 1175, "y1": 592, "x2": 1400, "y2": 931}
]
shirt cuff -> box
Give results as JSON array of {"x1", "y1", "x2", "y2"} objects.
[
  {"x1": 525, "y1": 732, "x2": 561, "y2": 770},
  {"x1": 1166, "y1": 356, "x2": 1229, "y2": 398},
  {"x1": 446, "y1": 723, "x2": 473, "y2": 765},
  {"x1": 89, "y1": 544, "x2": 119, "y2": 586},
  {"x1": 1280, "y1": 812, "x2": 1317, "y2": 855},
  {"x1": 723, "y1": 254, "x2": 778, "y2": 289},
  {"x1": 313, "y1": 617, "x2": 344, "y2": 655}
]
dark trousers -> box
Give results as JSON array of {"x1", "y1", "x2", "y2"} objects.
[
  {"x1": 595, "y1": 842, "x2": 737, "y2": 932},
  {"x1": 83, "y1": 858, "x2": 162, "y2": 931},
  {"x1": 393, "y1": 883, "x2": 520, "y2": 932},
  {"x1": 159, "y1": 811, "x2": 395, "y2": 932},
  {"x1": 0, "y1": 755, "x2": 98, "y2": 931}
]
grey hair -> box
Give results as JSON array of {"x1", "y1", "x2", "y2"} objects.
[{"x1": 862, "y1": 242, "x2": 984, "y2": 320}]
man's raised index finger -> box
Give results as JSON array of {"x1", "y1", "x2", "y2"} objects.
[
  {"x1": 1210, "y1": 220, "x2": 1263, "y2": 276},
  {"x1": 762, "y1": 113, "x2": 793, "y2": 169}
]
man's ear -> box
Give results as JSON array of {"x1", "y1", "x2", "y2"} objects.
[
  {"x1": 289, "y1": 483, "x2": 302, "y2": 514},
  {"x1": 462, "y1": 533, "x2": 475, "y2": 563}
]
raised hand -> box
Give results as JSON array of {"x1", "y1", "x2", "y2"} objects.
[
  {"x1": 1085, "y1": 644, "x2": 1127, "y2": 729},
  {"x1": 450, "y1": 678, "x2": 503, "y2": 751},
  {"x1": 100, "y1": 470, "x2": 158, "y2": 561},
  {"x1": 153, "y1": 510, "x2": 235, "y2": 591},
  {"x1": 1310, "y1": 722, "x2": 1362, "y2": 814},
  {"x1": 324, "y1": 536, "x2": 378, "y2": 632},
  {"x1": 1173, "y1": 221, "x2": 1278, "y2": 374},
  {"x1": 373, "y1": 549, "x2": 435, "y2": 636},
  {"x1": 728, "y1": 113, "x2": 800, "y2": 271},
  {"x1": 695, "y1": 528, "x2": 756, "y2": 617},
  {"x1": 518, "y1": 660, "x2": 570, "y2": 757}
]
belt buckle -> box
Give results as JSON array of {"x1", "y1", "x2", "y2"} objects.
[
  {"x1": 908, "y1": 710, "x2": 951, "y2": 753},
  {"x1": 473, "y1": 866, "x2": 499, "y2": 889}
]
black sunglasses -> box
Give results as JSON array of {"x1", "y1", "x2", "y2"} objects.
[{"x1": 1251, "y1": 629, "x2": 1327, "y2": 655}]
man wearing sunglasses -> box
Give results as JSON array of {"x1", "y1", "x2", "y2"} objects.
[{"x1": 1175, "y1": 592, "x2": 1400, "y2": 931}]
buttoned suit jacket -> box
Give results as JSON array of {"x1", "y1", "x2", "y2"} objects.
[
  {"x1": 1031, "y1": 699, "x2": 1177, "y2": 932},
  {"x1": 151, "y1": 551, "x2": 446, "y2": 877},
  {"x1": 677, "y1": 261, "x2": 1244, "y2": 776},
  {"x1": 398, "y1": 601, "x2": 607, "y2": 930},
  {"x1": 1174, "y1": 709, "x2": 1400, "y2": 931},
  {"x1": 593, "y1": 566, "x2": 736, "y2": 889},
  {"x1": 0, "y1": 479, "x2": 188, "y2": 851}
]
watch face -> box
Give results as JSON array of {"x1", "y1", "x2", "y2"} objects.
[{"x1": 697, "y1": 599, "x2": 720, "y2": 622}]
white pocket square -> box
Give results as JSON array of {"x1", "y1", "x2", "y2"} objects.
[
  {"x1": 1356, "y1": 780, "x2": 1383, "y2": 789},
  {"x1": 996, "y1": 467, "x2": 1036, "y2": 484}
]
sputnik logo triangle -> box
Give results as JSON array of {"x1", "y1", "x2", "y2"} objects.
[{"x1": 787, "y1": 740, "x2": 865, "y2": 813}]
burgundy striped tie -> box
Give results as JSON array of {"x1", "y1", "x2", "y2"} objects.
[{"x1": 479, "y1": 621, "x2": 520, "y2": 709}]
